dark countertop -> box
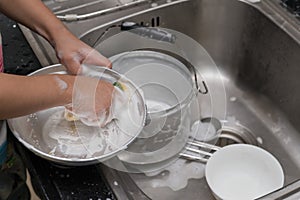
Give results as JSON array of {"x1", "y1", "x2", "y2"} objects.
[
  {"x1": 0, "y1": 14, "x2": 40, "y2": 75},
  {"x1": 0, "y1": 13, "x2": 115, "y2": 200}
]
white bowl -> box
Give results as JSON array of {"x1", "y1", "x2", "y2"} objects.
[{"x1": 205, "y1": 144, "x2": 284, "y2": 200}]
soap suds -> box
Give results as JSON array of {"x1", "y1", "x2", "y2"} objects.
[
  {"x1": 43, "y1": 109, "x2": 131, "y2": 158},
  {"x1": 42, "y1": 80, "x2": 144, "y2": 159},
  {"x1": 54, "y1": 76, "x2": 68, "y2": 91},
  {"x1": 145, "y1": 158, "x2": 205, "y2": 191}
]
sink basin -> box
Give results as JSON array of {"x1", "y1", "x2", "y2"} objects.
[{"x1": 21, "y1": 0, "x2": 300, "y2": 199}]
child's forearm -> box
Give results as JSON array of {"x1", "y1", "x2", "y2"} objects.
[{"x1": 0, "y1": 73, "x2": 74, "y2": 119}]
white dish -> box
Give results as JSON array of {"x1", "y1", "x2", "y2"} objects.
[{"x1": 205, "y1": 144, "x2": 284, "y2": 200}]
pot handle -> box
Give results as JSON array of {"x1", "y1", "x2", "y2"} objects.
[
  {"x1": 189, "y1": 65, "x2": 208, "y2": 94},
  {"x1": 136, "y1": 48, "x2": 209, "y2": 95},
  {"x1": 144, "y1": 106, "x2": 151, "y2": 126}
]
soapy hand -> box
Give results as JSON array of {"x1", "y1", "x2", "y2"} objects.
[
  {"x1": 66, "y1": 76, "x2": 114, "y2": 127},
  {"x1": 54, "y1": 31, "x2": 111, "y2": 74}
]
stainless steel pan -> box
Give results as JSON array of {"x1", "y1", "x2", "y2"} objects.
[{"x1": 7, "y1": 64, "x2": 147, "y2": 166}]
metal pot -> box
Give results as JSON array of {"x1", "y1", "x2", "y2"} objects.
[
  {"x1": 109, "y1": 50, "x2": 205, "y2": 167},
  {"x1": 7, "y1": 64, "x2": 147, "y2": 166}
]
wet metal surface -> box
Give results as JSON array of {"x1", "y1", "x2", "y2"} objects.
[{"x1": 21, "y1": 0, "x2": 300, "y2": 199}]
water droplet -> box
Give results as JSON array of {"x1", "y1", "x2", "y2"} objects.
[
  {"x1": 229, "y1": 96, "x2": 237, "y2": 102},
  {"x1": 256, "y1": 137, "x2": 263, "y2": 144},
  {"x1": 151, "y1": 3, "x2": 158, "y2": 7}
]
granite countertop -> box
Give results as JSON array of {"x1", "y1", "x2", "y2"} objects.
[
  {"x1": 0, "y1": 13, "x2": 115, "y2": 200},
  {"x1": 0, "y1": 14, "x2": 40, "y2": 75}
]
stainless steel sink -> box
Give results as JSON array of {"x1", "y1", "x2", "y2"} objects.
[{"x1": 21, "y1": 0, "x2": 300, "y2": 199}]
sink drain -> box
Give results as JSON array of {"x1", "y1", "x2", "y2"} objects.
[{"x1": 216, "y1": 123, "x2": 258, "y2": 147}]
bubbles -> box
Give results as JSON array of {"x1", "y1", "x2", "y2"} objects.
[
  {"x1": 42, "y1": 109, "x2": 132, "y2": 159},
  {"x1": 28, "y1": 113, "x2": 38, "y2": 121}
]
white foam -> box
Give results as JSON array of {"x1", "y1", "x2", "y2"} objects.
[
  {"x1": 54, "y1": 76, "x2": 68, "y2": 91},
  {"x1": 42, "y1": 80, "x2": 144, "y2": 159},
  {"x1": 145, "y1": 158, "x2": 205, "y2": 191}
]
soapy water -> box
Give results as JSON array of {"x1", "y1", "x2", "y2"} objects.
[
  {"x1": 145, "y1": 158, "x2": 206, "y2": 191},
  {"x1": 43, "y1": 109, "x2": 131, "y2": 158},
  {"x1": 42, "y1": 79, "x2": 144, "y2": 159},
  {"x1": 140, "y1": 118, "x2": 219, "y2": 191},
  {"x1": 137, "y1": 118, "x2": 220, "y2": 191}
]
